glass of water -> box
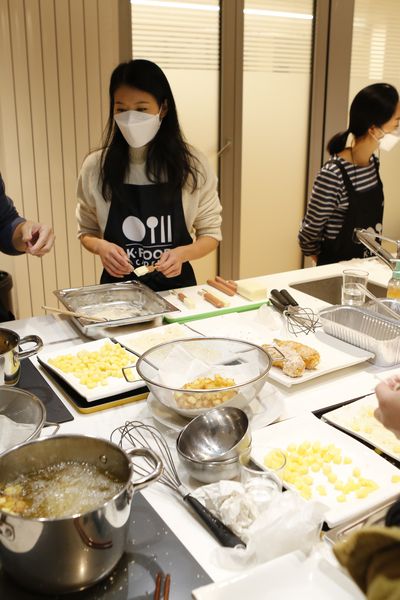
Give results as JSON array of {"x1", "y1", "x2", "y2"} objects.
[
  {"x1": 239, "y1": 449, "x2": 285, "y2": 511},
  {"x1": 341, "y1": 269, "x2": 369, "y2": 306}
]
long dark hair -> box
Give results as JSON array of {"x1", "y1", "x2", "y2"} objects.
[
  {"x1": 100, "y1": 59, "x2": 201, "y2": 201},
  {"x1": 327, "y1": 83, "x2": 399, "y2": 155}
]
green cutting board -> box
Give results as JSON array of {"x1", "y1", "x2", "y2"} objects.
[{"x1": 164, "y1": 300, "x2": 270, "y2": 324}]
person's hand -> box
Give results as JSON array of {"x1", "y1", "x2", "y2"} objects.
[
  {"x1": 18, "y1": 221, "x2": 55, "y2": 256},
  {"x1": 96, "y1": 240, "x2": 133, "y2": 278},
  {"x1": 310, "y1": 255, "x2": 318, "y2": 266},
  {"x1": 155, "y1": 248, "x2": 185, "y2": 278},
  {"x1": 374, "y1": 377, "x2": 400, "y2": 438}
]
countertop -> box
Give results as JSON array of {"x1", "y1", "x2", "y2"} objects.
[{"x1": 2, "y1": 257, "x2": 395, "y2": 596}]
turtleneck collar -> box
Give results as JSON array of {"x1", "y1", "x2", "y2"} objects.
[{"x1": 129, "y1": 145, "x2": 148, "y2": 164}]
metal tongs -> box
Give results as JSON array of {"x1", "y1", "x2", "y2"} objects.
[
  {"x1": 269, "y1": 289, "x2": 319, "y2": 335},
  {"x1": 354, "y1": 229, "x2": 400, "y2": 269}
]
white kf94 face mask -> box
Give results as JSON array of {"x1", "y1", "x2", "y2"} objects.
[
  {"x1": 378, "y1": 126, "x2": 400, "y2": 152},
  {"x1": 114, "y1": 109, "x2": 162, "y2": 148}
]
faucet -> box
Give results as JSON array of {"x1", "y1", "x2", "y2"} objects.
[{"x1": 354, "y1": 228, "x2": 399, "y2": 269}]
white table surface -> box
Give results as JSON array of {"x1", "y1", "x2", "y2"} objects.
[{"x1": 6, "y1": 258, "x2": 394, "y2": 593}]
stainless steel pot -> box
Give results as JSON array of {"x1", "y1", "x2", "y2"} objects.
[
  {"x1": 0, "y1": 434, "x2": 163, "y2": 594},
  {"x1": 0, "y1": 327, "x2": 43, "y2": 385}
]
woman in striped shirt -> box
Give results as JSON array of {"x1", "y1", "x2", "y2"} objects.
[{"x1": 299, "y1": 83, "x2": 400, "y2": 266}]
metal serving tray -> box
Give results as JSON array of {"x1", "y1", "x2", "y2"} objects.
[
  {"x1": 318, "y1": 305, "x2": 400, "y2": 366},
  {"x1": 324, "y1": 499, "x2": 394, "y2": 544},
  {"x1": 54, "y1": 281, "x2": 178, "y2": 337}
]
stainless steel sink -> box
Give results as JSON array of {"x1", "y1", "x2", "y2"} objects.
[{"x1": 290, "y1": 276, "x2": 387, "y2": 305}]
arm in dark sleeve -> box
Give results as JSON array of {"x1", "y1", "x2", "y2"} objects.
[{"x1": 0, "y1": 175, "x2": 26, "y2": 255}]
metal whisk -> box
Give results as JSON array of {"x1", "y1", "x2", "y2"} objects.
[
  {"x1": 269, "y1": 289, "x2": 319, "y2": 335},
  {"x1": 110, "y1": 421, "x2": 245, "y2": 548}
]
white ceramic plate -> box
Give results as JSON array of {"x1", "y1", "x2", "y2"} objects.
[
  {"x1": 147, "y1": 382, "x2": 284, "y2": 432},
  {"x1": 266, "y1": 332, "x2": 374, "y2": 388},
  {"x1": 185, "y1": 314, "x2": 374, "y2": 387},
  {"x1": 37, "y1": 338, "x2": 142, "y2": 402},
  {"x1": 251, "y1": 413, "x2": 400, "y2": 527},
  {"x1": 192, "y1": 551, "x2": 364, "y2": 600},
  {"x1": 114, "y1": 322, "x2": 199, "y2": 355},
  {"x1": 323, "y1": 395, "x2": 400, "y2": 462}
]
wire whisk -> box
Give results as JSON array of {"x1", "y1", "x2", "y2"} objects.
[
  {"x1": 269, "y1": 289, "x2": 319, "y2": 335},
  {"x1": 110, "y1": 421, "x2": 245, "y2": 548}
]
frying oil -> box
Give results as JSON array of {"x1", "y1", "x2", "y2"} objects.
[{"x1": 0, "y1": 461, "x2": 124, "y2": 519}]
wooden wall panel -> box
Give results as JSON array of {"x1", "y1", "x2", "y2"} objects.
[
  {"x1": 0, "y1": 0, "x2": 30, "y2": 317},
  {"x1": 40, "y1": 0, "x2": 71, "y2": 293},
  {"x1": 55, "y1": 0, "x2": 83, "y2": 289},
  {"x1": 25, "y1": 0, "x2": 58, "y2": 308},
  {"x1": 9, "y1": 0, "x2": 42, "y2": 314},
  {"x1": 70, "y1": 0, "x2": 96, "y2": 287},
  {"x1": 0, "y1": 0, "x2": 128, "y2": 318}
]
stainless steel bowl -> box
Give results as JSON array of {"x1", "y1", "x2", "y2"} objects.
[
  {"x1": 176, "y1": 437, "x2": 250, "y2": 483},
  {"x1": 136, "y1": 337, "x2": 272, "y2": 417},
  {"x1": 177, "y1": 406, "x2": 251, "y2": 462}
]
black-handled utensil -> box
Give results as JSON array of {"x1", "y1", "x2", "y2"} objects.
[
  {"x1": 110, "y1": 421, "x2": 246, "y2": 550},
  {"x1": 279, "y1": 289, "x2": 299, "y2": 307},
  {"x1": 269, "y1": 289, "x2": 319, "y2": 335},
  {"x1": 269, "y1": 297, "x2": 287, "y2": 313},
  {"x1": 185, "y1": 495, "x2": 245, "y2": 548},
  {"x1": 270, "y1": 289, "x2": 291, "y2": 307}
]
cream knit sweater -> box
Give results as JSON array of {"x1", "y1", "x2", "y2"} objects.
[{"x1": 76, "y1": 145, "x2": 222, "y2": 242}]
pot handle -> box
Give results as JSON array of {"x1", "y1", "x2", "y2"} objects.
[
  {"x1": 42, "y1": 421, "x2": 60, "y2": 436},
  {"x1": 0, "y1": 516, "x2": 15, "y2": 542},
  {"x1": 127, "y1": 448, "x2": 163, "y2": 493},
  {"x1": 18, "y1": 335, "x2": 43, "y2": 359}
]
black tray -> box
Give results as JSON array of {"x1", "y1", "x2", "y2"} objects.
[
  {"x1": 37, "y1": 358, "x2": 149, "y2": 414},
  {"x1": 313, "y1": 392, "x2": 400, "y2": 469},
  {"x1": 0, "y1": 491, "x2": 212, "y2": 599},
  {"x1": 18, "y1": 358, "x2": 74, "y2": 424}
]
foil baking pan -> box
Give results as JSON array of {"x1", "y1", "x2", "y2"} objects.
[
  {"x1": 318, "y1": 305, "x2": 400, "y2": 366},
  {"x1": 54, "y1": 281, "x2": 178, "y2": 336}
]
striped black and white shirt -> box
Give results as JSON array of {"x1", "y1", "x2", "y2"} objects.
[{"x1": 298, "y1": 155, "x2": 380, "y2": 256}]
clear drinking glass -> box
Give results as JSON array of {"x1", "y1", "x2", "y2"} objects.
[
  {"x1": 239, "y1": 449, "x2": 286, "y2": 511},
  {"x1": 341, "y1": 269, "x2": 369, "y2": 306}
]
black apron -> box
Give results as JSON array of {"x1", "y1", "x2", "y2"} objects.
[
  {"x1": 100, "y1": 183, "x2": 196, "y2": 291},
  {"x1": 317, "y1": 156, "x2": 384, "y2": 266}
]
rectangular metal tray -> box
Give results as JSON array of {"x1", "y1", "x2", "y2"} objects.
[
  {"x1": 324, "y1": 499, "x2": 393, "y2": 544},
  {"x1": 318, "y1": 305, "x2": 400, "y2": 366},
  {"x1": 54, "y1": 281, "x2": 178, "y2": 336}
]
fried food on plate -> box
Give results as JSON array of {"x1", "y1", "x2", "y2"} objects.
[
  {"x1": 263, "y1": 345, "x2": 306, "y2": 378},
  {"x1": 273, "y1": 339, "x2": 320, "y2": 370}
]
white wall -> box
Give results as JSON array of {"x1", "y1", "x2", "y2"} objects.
[{"x1": 239, "y1": 73, "x2": 310, "y2": 278}]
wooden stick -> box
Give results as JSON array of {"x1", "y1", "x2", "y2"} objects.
[
  {"x1": 41, "y1": 305, "x2": 107, "y2": 323},
  {"x1": 163, "y1": 574, "x2": 171, "y2": 600}
]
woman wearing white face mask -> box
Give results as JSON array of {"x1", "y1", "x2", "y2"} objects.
[
  {"x1": 299, "y1": 83, "x2": 400, "y2": 265},
  {"x1": 76, "y1": 59, "x2": 221, "y2": 289}
]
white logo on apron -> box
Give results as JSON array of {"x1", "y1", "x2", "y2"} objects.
[{"x1": 122, "y1": 215, "x2": 172, "y2": 243}]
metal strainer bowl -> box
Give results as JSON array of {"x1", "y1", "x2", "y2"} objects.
[{"x1": 0, "y1": 387, "x2": 46, "y2": 454}]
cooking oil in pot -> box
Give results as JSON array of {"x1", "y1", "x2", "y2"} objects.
[{"x1": 0, "y1": 461, "x2": 124, "y2": 519}]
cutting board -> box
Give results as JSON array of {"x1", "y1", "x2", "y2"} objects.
[{"x1": 160, "y1": 283, "x2": 269, "y2": 323}]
